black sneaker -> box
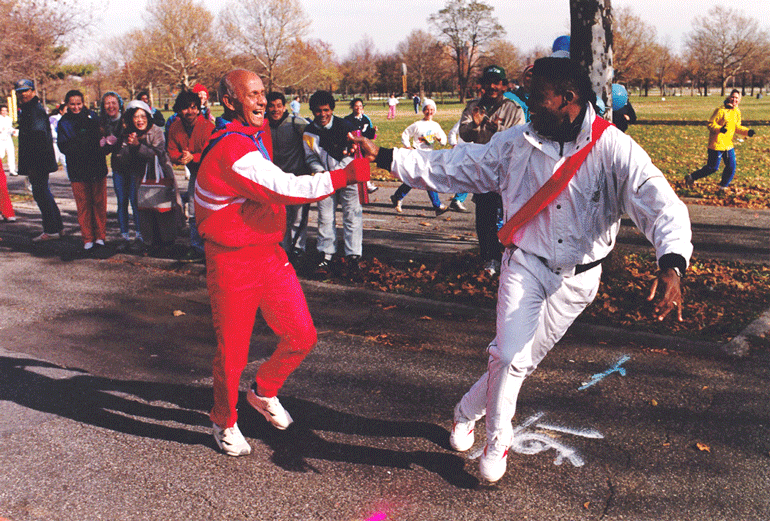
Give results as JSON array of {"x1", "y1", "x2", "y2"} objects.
[{"x1": 179, "y1": 247, "x2": 205, "y2": 263}]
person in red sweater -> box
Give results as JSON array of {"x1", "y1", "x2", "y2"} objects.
[
  {"x1": 196, "y1": 69, "x2": 370, "y2": 456},
  {"x1": 167, "y1": 90, "x2": 214, "y2": 262}
]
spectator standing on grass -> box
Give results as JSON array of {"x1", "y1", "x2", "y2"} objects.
[
  {"x1": 290, "y1": 95, "x2": 301, "y2": 117},
  {"x1": 57, "y1": 90, "x2": 109, "y2": 252},
  {"x1": 390, "y1": 98, "x2": 449, "y2": 215},
  {"x1": 412, "y1": 93, "x2": 420, "y2": 114},
  {"x1": 266, "y1": 91, "x2": 311, "y2": 261},
  {"x1": 344, "y1": 98, "x2": 379, "y2": 195},
  {"x1": 685, "y1": 89, "x2": 754, "y2": 189},
  {"x1": 386, "y1": 93, "x2": 399, "y2": 120},
  {"x1": 459, "y1": 65, "x2": 525, "y2": 276},
  {"x1": 195, "y1": 69, "x2": 369, "y2": 456},
  {"x1": 167, "y1": 90, "x2": 214, "y2": 263},
  {"x1": 15, "y1": 79, "x2": 64, "y2": 242},
  {"x1": 352, "y1": 56, "x2": 692, "y2": 483},
  {"x1": 610, "y1": 84, "x2": 636, "y2": 133},
  {"x1": 303, "y1": 90, "x2": 361, "y2": 272},
  {"x1": 0, "y1": 105, "x2": 18, "y2": 176}
]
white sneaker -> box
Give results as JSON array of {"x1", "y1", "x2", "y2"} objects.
[
  {"x1": 449, "y1": 403, "x2": 475, "y2": 452},
  {"x1": 367, "y1": 181, "x2": 379, "y2": 194},
  {"x1": 32, "y1": 232, "x2": 60, "y2": 242},
  {"x1": 483, "y1": 259, "x2": 500, "y2": 276},
  {"x1": 212, "y1": 422, "x2": 252, "y2": 456},
  {"x1": 95, "y1": 239, "x2": 105, "y2": 246},
  {"x1": 390, "y1": 194, "x2": 403, "y2": 213},
  {"x1": 479, "y1": 440, "x2": 510, "y2": 482},
  {"x1": 83, "y1": 242, "x2": 94, "y2": 250},
  {"x1": 450, "y1": 199, "x2": 467, "y2": 212},
  {"x1": 247, "y1": 385, "x2": 293, "y2": 430}
]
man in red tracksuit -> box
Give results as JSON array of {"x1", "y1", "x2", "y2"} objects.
[{"x1": 196, "y1": 69, "x2": 370, "y2": 456}]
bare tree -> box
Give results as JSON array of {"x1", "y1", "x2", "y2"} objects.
[
  {"x1": 612, "y1": 6, "x2": 657, "y2": 86},
  {"x1": 138, "y1": 0, "x2": 222, "y2": 90},
  {"x1": 477, "y1": 39, "x2": 525, "y2": 80},
  {"x1": 570, "y1": 0, "x2": 613, "y2": 119},
  {"x1": 397, "y1": 30, "x2": 447, "y2": 99},
  {"x1": 220, "y1": 0, "x2": 309, "y2": 92},
  {"x1": 0, "y1": 0, "x2": 93, "y2": 99},
  {"x1": 278, "y1": 38, "x2": 340, "y2": 95},
  {"x1": 686, "y1": 5, "x2": 768, "y2": 96},
  {"x1": 340, "y1": 36, "x2": 380, "y2": 99},
  {"x1": 429, "y1": 0, "x2": 505, "y2": 103}
]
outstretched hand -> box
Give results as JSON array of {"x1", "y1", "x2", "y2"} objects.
[
  {"x1": 647, "y1": 268, "x2": 683, "y2": 322},
  {"x1": 347, "y1": 132, "x2": 379, "y2": 161}
]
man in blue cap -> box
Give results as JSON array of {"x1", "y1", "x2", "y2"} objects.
[{"x1": 15, "y1": 79, "x2": 63, "y2": 242}]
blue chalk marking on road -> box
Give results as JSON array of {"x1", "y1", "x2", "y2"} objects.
[{"x1": 578, "y1": 354, "x2": 631, "y2": 390}]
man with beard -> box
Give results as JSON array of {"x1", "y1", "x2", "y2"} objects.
[
  {"x1": 167, "y1": 90, "x2": 214, "y2": 262},
  {"x1": 352, "y1": 57, "x2": 692, "y2": 482}
]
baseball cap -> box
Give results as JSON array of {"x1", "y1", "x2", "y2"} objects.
[
  {"x1": 14, "y1": 79, "x2": 35, "y2": 92},
  {"x1": 481, "y1": 65, "x2": 507, "y2": 84}
]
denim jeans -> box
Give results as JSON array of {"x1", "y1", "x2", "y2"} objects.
[
  {"x1": 393, "y1": 183, "x2": 442, "y2": 208},
  {"x1": 112, "y1": 169, "x2": 140, "y2": 236},
  {"x1": 29, "y1": 171, "x2": 63, "y2": 234},
  {"x1": 316, "y1": 184, "x2": 362, "y2": 257},
  {"x1": 187, "y1": 168, "x2": 204, "y2": 252},
  {"x1": 691, "y1": 148, "x2": 736, "y2": 187}
]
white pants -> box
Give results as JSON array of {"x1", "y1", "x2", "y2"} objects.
[
  {"x1": 456, "y1": 248, "x2": 602, "y2": 446},
  {"x1": 0, "y1": 139, "x2": 15, "y2": 174}
]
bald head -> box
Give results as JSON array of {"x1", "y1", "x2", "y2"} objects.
[{"x1": 219, "y1": 69, "x2": 267, "y2": 128}]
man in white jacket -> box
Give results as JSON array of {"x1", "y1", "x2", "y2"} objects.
[{"x1": 353, "y1": 57, "x2": 692, "y2": 483}]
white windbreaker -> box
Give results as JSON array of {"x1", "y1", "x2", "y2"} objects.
[{"x1": 390, "y1": 104, "x2": 693, "y2": 275}]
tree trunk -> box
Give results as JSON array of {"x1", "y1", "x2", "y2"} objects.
[{"x1": 570, "y1": 0, "x2": 613, "y2": 121}]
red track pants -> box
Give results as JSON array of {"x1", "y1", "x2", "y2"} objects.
[
  {"x1": 0, "y1": 159, "x2": 14, "y2": 219},
  {"x1": 206, "y1": 242, "x2": 317, "y2": 428},
  {"x1": 70, "y1": 178, "x2": 107, "y2": 244}
]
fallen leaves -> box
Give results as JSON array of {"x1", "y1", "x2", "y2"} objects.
[
  {"x1": 172, "y1": 310, "x2": 186, "y2": 317},
  {"x1": 309, "y1": 250, "x2": 769, "y2": 344},
  {"x1": 695, "y1": 442, "x2": 711, "y2": 453}
]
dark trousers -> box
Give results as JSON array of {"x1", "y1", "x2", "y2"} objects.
[
  {"x1": 474, "y1": 192, "x2": 503, "y2": 262},
  {"x1": 29, "y1": 170, "x2": 63, "y2": 234}
]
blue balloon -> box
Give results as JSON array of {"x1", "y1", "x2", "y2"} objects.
[
  {"x1": 552, "y1": 35, "x2": 570, "y2": 53},
  {"x1": 595, "y1": 97, "x2": 606, "y2": 117},
  {"x1": 612, "y1": 84, "x2": 628, "y2": 110}
]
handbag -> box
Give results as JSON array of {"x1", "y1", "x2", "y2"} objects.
[{"x1": 137, "y1": 155, "x2": 175, "y2": 213}]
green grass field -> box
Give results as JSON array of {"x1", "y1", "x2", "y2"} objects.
[{"x1": 342, "y1": 94, "x2": 770, "y2": 208}]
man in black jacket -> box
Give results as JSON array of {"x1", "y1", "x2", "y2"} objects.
[{"x1": 15, "y1": 79, "x2": 63, "y2": 241}]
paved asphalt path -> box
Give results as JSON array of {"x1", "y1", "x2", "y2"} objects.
[{"x1": 0, "y1": 171, "x2": 768, "y2": 520}]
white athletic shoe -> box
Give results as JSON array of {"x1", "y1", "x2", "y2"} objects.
[
  {"x1": 479, "y1": 440, "x2": 510, "y2": 482},
  {"x1": 449, "y1": 403, "x2": 475, "y2": 452},
  {"x1": 247, "y1": 385, "x2": 293, "y2": 430},
  {"x1": 483, "y1": 259, "x2": 500, "y2": 276},
  {"x1": 449, "y1": 199, "x2": 467, "y2": 212},
  {"x1": 212, "y1": 422, "x2": 252, "y2": 456},
  {"x1": 32, "y1": 232, "x2": 60, "y2": 242}
]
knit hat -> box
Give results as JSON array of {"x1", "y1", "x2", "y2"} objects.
[
  {"x1": 552, "y1": 35, "x2": 570, "y2": 58},
  {"x1": 422, "y1": 98, "x2": 437, "y2": 111},
  {"x1": 192, "y1": 83, "x2": 208, "y2": 96}
]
